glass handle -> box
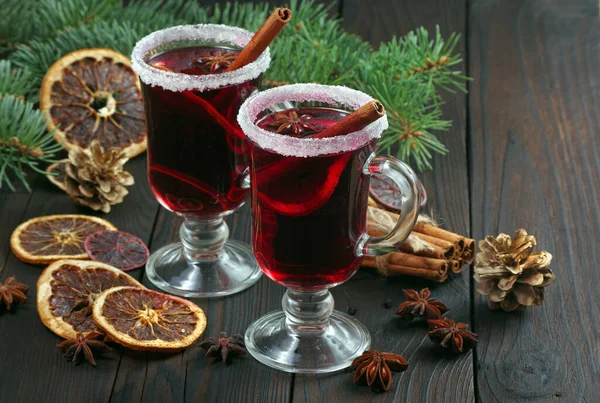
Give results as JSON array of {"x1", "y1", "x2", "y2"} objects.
[{"x1": 357, "y1": 156, "x2": 420, "y2": 257}]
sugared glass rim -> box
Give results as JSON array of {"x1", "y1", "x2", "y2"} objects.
[
  {"x1": 131, "y1": 24, "x2": 271, "y2": 92},
  {"x1": 237, "y1": 83, "x2": 388, "y2": 157}
]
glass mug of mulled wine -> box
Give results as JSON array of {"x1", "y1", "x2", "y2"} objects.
[
  {"x1": 238, "y1": 84, "x2": 421, "y2": 373},
  {"x1": 131, "y1": 24, "x2": 270, "y2": 297}
]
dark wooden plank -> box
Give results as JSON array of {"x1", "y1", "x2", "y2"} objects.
[
  {"x1": 469, "y1": 0, "x2": 600, "y2": 401},
  {"x1": 293, "y1": 0, "x2": 473, "y2": 402},
  {"x1": 110, "y1": 205, "x2": 293, "y2": 403},
  {"x1": 0, "y1": 156, "x2": 159, "y2": 403}
]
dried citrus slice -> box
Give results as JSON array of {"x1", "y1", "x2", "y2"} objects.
[
  {"x1": 37, "y1": 260, "x2": 144, "y2": 339},
  {"x1": 46, "y1": 159, "x2": 68, "y2": 190},
  {"x1": 93, "y1": 286, "x2": 206, "y2": 352},
  {"x1": 84, "y1": 230, "x2": 149, "y2": 271},
  {"x1": 40, "y1": 48, "x2": 146, "y2": 158},
  {"x1": 10, "y1": 214, "x2": 117, "y2": 264},
  {"x1": 369, "y1": 175, "x2": 428, "y2": 212}
]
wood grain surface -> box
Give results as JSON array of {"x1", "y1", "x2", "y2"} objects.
[
  {"x1": 290, "y1": 1, "x2": 473, "y2": 402},
  {"x1": 469, "y1": 0, "x2": 600, "y2": 401},
  {"x1": 1, "y1": 0, "x2": 599, "y2": 402}
]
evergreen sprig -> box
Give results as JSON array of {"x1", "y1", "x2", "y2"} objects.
[
  {"x1": 1, "y1": 0, "x2": 469, "y2": 191},
  {"x1": 0, "y1": 61, "x2": 35, "y2": 100},
  {"x1": 0, "y1": 95, "x2": 62, "y2": 191}
]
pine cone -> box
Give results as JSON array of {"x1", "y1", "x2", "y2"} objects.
[
  {"x1": 474, "y1": 229, "x2": 555, "y2": 312},
  {"x1": 64, "y1": 140, "x2": 134, "y2": 213}
]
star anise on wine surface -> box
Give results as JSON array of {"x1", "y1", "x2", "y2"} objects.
[
  {"x1": 199, "y1": 332, "x2": 246, "y2": 363},
  {"x1": 57, "y1": 332, "x2": 112, "y2": 366},
  {"x1": 192, "y1": 50, "x2": 238, "y2": 73},
  {"x1": 396, "y1": 288, "x2": 448, "y2": 320},
  {"x1": 351, "y1": 350, "x2": 408, "y2": 392},
  {"x1": 264, "y1": 110, "x2": 318, "y2": 137},
  {"x1": 427, "y1": 318, "x2": 478, "y2": 353},
  {"x1": 0, "y1": 276, "x2": 29, "y2": 312}
]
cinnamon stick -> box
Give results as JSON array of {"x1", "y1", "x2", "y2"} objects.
[
  {"x1": 413, "y1": 221, "x2": 465, "y2": 250},
  {"x1": 362, "y1": 256, "x2": 448, "y2": 283},
  {"x1": 398, "y1": 234, "x2": 455, "y2": 260},
  {"x1": 409, "y1": 232, "x2": 456, "y2": 256},
  {"x1": 313, "y1": 100, "x2": 385, "y2": 139},
  {"x1": 225, "y1": 8, "x2": 292, "y2": 72},
  {"x1": 451, "y1": 259, "x2": 464, "y2": 274},
  {"x1": 461, "y1": 238, "x2": 476, "y2": 264},
  {"x1": 387, "y1": 251, "x2": 449, "y2": 272},
  {"x1": 386, "y1": 264, "x2": 448, "y2": 282}
]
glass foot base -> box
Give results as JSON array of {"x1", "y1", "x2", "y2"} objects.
[
  {"x1": 245, "y1": 310, "x2": 371, "y2": 373},
  {"x1": 145, "y1": 240, "x2": 262, "y2": 298}
]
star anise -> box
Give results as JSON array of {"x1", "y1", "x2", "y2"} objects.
[
  {"x1": 199, "y1": 332, "x2": 246, "y2": 363},
  {"x1": 351, "y1": 350, "x2": 408, "y2": 392},
  {"x1": 264, "y1": 110, "x2": 318, "y2": 137},
  {"x1": 192, "y1": 50, "x2": 238, "y2": 73},
  {"x1": 427, "y1": 318, "x2": 478, "y2": 353},
  {"x1": 396, "y1": 288, "x2": 448, "y2": 320},
  {"x1": 57, "y1": 331, "x2": 112, "y2": 366},
  {"x1": 0, "y1": 276, "x2": 29, "y2": 312}
]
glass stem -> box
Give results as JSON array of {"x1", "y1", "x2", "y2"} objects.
[
  {"x1": 282, "y1": 289, "x2": 334, "y2": 334},
  {"x1": 180, "y1": 217, "x2": 229, "y2": 264}
]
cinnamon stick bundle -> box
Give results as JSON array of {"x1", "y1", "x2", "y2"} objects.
[{"x1": 364, "y1": 202, "x2": 475, "y2": 281}]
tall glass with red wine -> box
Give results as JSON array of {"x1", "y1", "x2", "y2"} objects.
[
  {"x1": 238, "y1": 84, "x2": 423, "y2": 373},
  {"x1": 131, "y1": 25, "x2": 269, "y2": 297}
]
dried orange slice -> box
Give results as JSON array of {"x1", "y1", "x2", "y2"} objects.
[
  {"x1": 40, "y1": 48, "x2": 146, "y2": 158},
  {"x1": 93, "y1": 286, "x2": 206, "y2": 352},
  {"x1": 46, "y1": 159, "x2": 68, "y2": 190},
  {"x1": 11, "y1": 214, "x2": 117, "y2": 264},
  {"x1": 37, "y1": 260, "x2": 144, "y2": 339}
]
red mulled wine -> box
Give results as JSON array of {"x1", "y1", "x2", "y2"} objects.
[
  {"x1": 143, "y1": 46, "x2": 259, "y2": 216},
  {"x1": 249, "y1": 108, "x2": 376, "y2": 289}
]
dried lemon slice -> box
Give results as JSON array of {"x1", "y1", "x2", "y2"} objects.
[
  {"x1": 93, "y1": 286, "x2": 206, "y2": 352},
  {"x1": 40, "y1": 48, "x2": 146, "y2": 158},
  {"x1": 11, "y1": 214, "x2": 116, "y2": 264},
  {"x1": 37, "y1": 260, "x2": 144, "y2": 339}
]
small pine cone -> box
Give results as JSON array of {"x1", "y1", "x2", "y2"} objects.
[
  {"x1": 64, "y1": 140, "x2": 134, "y2": 213},
  {"x1": 474, "y1": 229, "x2": 555, "y2": 312}
]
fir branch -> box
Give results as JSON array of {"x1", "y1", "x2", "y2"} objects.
[
  {"x1": 1, "y1": 0, "x2": 118, "y2": 52},
  {"x1": 0, "y1": 95, "x2": 62, "y2": 191},
  {"x1": 0, "y1": 61, "x2": 35, "y2": 100},
  {"x1": 3, "y1": 0, "x2": 469, "y2": 172}
]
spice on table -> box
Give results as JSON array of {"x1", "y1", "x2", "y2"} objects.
[
  {"x1": 396, "y1": 288, "x2": 448, "y2": 320},
  {"x1": 0, "y1": 276, "x2": 29, "y2": 312},
  {"x1": 347, "y1": 305, "x2": 357, "y2": 316},
  {"x1": 199, "y1": 332, "x2": 246, "y2": 363},
  {"x1": 57, "y1": 332, "x2": 112, "y2": 366},
  {"x1": 474, "y1": 229, "x2": 555, "y2": 312},
  {"x1": 427, "y1": 318, "x2": 477, "y2": 353},
  {"x1": 362, "y1": 203, "x2": 475, "y2": 282},
  {"x1": 351, "y1": 350, "x2": 408, "y2": 392},
  {"x1": 382, "y1": 298, "x2": 393, "y2": 309}
]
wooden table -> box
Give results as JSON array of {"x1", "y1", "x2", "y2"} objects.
[{"x1": 1, "y1": 0, "x2": 598, "y2": 402}]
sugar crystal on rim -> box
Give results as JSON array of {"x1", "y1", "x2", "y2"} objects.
[
  {"x1": 131, "y1": 24, "x2": 271, "y2": 93},
  {"x1": 237, "y1": 83, "x2": 389, "y2": 158}
]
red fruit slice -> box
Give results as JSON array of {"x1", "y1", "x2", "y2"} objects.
[
  {"x1": 369, "y1": 175, "x2": 427, "y2": 212},
  {"x1": 256, "y1": 154, "x2": 351, "y2": 217},
  {"x1": 84, "y1": 230, "x2": 149, "y2": 271},
  {"x1": 149, "y1": 164, "x2": 229, "y2": 212}
]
